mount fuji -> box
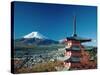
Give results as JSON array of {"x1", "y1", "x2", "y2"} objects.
[
  {"x1": 15, "y1": 32, "x2": 59, "y2": 46},
  {"x1": 23, "y1": 32, "x2": 47, "y2": 39}
]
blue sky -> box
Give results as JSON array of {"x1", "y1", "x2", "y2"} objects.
[{"x1": 13, "y1": 1, "x2": 97, "y2": 46}]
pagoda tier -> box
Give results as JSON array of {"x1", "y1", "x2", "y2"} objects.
[
  {"x1": 65, "y1": 45, "x2": 93, "y2": 51},
  {"x1": 64, "y1": 56, "x2": 81, "y2": 63},
  {"x1": 67, "y1": 36, "x2": 91, "y2": 43},
  {"x1": 64, "y1": 50, "x2": 81, "y2": 57}
]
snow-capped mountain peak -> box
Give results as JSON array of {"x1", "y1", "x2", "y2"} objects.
[{"x1": 23, "y1": 31, "x2": 46, "y2": 39}]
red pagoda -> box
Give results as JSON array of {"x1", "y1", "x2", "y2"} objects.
[{"x1": 62, "y1": 15, "x2": 96, "y2": 70}]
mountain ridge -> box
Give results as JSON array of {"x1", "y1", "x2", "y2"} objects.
[{"x1": 15, "y1": 31, "x2": 59, "y2": 46}]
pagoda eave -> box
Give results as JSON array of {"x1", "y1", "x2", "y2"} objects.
[{"x1": 67, "y1": 37, "x2": 91, "y2": 42}]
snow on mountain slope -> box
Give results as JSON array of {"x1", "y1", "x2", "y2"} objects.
[{"x1": 23, "y1": 32, "x2": 46, "y2": 39}]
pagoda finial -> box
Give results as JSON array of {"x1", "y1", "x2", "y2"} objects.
[{"x1": 73, "y1": 15, "x2": 77, "y2": 37}]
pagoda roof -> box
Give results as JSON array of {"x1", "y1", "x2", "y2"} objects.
[
  {"x1": 64, "y1": 56, "x2": 80, "y2": 63},
  {"x1": 66, "y1": 45, "x2": 93, "y2": 51},
  {"x1": 67, "y1": 36, "x2": 91, "y2": 42},
  {"x1": 66, "y1": 15, "x2": 92, "y2": 43}
]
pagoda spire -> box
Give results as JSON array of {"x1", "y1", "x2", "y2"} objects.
[{"x1": 73, "y1": 15, "x2": 77, "y2": 37}]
